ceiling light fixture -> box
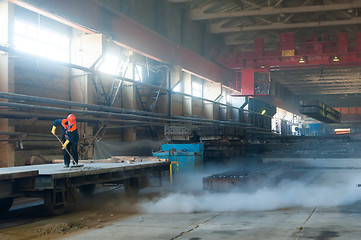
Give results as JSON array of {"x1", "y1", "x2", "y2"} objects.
[
  {"x1": 333, "y1": 56, "x2": 340, "y2": 62},
  {"x1": 299, "y1": 57, "x2": 305, "y2": 64}
]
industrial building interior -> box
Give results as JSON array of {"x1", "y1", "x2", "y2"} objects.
[{"x1": 1, "y1": 0, "x2": 361, "y2": 239}]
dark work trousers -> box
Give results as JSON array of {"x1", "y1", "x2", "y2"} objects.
[{"x1": 63, "y1": 141, "x2": 78, "y2": 166}]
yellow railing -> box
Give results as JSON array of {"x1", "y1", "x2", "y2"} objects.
[{"x1": 169, "y1": 161, "x2": 179, "y2": 184}]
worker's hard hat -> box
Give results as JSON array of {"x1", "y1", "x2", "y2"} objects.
[{"x1": 67, "y1": 114, "x2": 76, "y2": 125}]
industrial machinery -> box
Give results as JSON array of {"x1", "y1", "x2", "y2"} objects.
[
  {"x1": 153, "y1": 143, "x2": 204, "y2": 172},
  {"x1": 154, "y1": 124, "x2": 249, "y2": 170}
]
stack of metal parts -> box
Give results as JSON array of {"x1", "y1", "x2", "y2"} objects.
[
  {"x1": 299, "y1": 100, "x2": 340, "y2": 123},
  {"x1": 203, "y1": 162, "x2": 290, "y2": 192}
]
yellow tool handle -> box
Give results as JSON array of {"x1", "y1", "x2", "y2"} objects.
[{"x1": 54, "y1": 134, "x2": 75, "y2": 163}]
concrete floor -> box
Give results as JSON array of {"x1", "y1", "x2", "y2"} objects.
[
  {"x1": 67, "y1": 204, "x2": 361, "y2": 240},
  {"x1": 66, "y1": 160, "x2": 361, "y2": 240}
]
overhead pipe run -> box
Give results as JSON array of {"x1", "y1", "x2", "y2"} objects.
[
  {"x1": 0, "y1": 46, "x2": 244, "y2": 112},
  {"x1": 0, "y1": 132, "x2": 53, "y2": 138},
  {"x1": 0, "y1": 92, "x2": 168, "y2": 119},
  {"x1": 0, "y1": 108, "x2": 271, "y2": 135},
  {"x1": 0, "y1": 47, "x2": 270, "y2": 129},
  {"x1": 0, "y1": 92, "x2": 261, "y2": 127},
  {"x1": 0, "y1": 100, "x2": 252, "y2": 127},
  {"x1": 0, "y1": 111, "x2": 166, "y2": 126},
  {"x1": 0, "y1": 101, "x2": 173, "y2": 123}
]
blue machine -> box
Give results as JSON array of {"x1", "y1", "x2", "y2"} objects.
[{"x1": 153, "y1": 143, "x2": 204, "y2": 172}]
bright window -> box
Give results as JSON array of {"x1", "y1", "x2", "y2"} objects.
[
  {"x1": 134, "y1": 65, "x2": 143, "y2": 82},
  {"x1": 13, "y1": 20, "x2": 70, "y2": 62},
  {"x1": 192, "y1": 81, "x2": 202, "y2": 98},
  {"x1": 226, "y1": 93, "x2": 231, "y2": 103},
  {"x1": 97, "y1": 54, "x2": 120, "y2": 75},
  {"x1": 97, "y1": 54, "x2": 143, "y2": 81},
  {"x1": 173, "y1": 82, "x2": 181, "y2": 92},
  {"x1": 123, "y1": 64, "x2": 143, "y2": 81}
]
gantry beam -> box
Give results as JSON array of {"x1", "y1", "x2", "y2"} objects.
[
  {"x1": 210, "y1": 17, "x2": 361, "y2": 33},
  {"x1": 277, "y1": 80, "x2": 361, "y2": 85},
  {"x1": 283, "y1": 84, "x2": 361, "y2": 89},
  {"x1": 191, "y1": 1, "x2": 361, "y2": 20},
  {"x1": 293, "y1": 89, "x2": 361, "y2": 95},
  {"x1": 275, "y1": 76, "x2": 361, "y2": 82}
]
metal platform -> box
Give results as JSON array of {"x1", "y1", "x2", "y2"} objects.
[
  {"x1": 0, "y1": 168, "x2": 38, "y2": 181},
  {"x1": 0, "y1": 161, "x2": 170, "y2": 215}
]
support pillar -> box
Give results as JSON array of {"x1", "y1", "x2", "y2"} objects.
[
  {"x1": 182, "y1": 71, "x2": 192, "y2": 117},
  {"x1": 71, "y1": 30, "x2": 103, "y2": 158},
  {"x1": 122, "y1": 52, "x2": 136, "y2": 141},
  {"x1": 0, "y1": 0, "x2": 15, "y2": 167},
  {"x1": 170, "y1": 65, "x2": 182, "y2": 116},
  {"x1": 203, "y1": 81, "x2": 221, "y2": 120}
]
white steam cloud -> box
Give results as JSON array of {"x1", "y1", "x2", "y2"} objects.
[{"x1": 140, "y1": 172, "x2": 361, "y2": 213}]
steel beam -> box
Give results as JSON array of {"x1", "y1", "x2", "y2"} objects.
[
  {"x1": 210, "y1": 17, "x2": 361, "y2": 33},
  {"x1": 277, "y1": 81, "x2": 357, "y2": 87},
  {"x1": 219, "y1": 52, "x2": 361, "y2": 70},
  {"x1": 191, "y1": 1, "x2": 361, "y2": 20},
  {"x1": 275, "y1": 77, "x2": 361, "y2": 82},
  {"x1": 294, "y1": 89, "x2": 361, "y2": 95},
  {"x1": 252, "y1": 95, "x2": 299, "y2": 114}
]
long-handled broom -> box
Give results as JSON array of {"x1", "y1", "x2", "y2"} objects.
[{"x1": 54, "y1": 134, "x2": 83, "y2": 168}]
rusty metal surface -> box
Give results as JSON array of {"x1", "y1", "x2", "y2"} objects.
[{"x1": 0, "y1": 170, "x2": 39, "y2": 181}]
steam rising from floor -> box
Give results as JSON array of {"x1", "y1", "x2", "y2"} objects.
[{"x1": 139, "y1": 162, "x2": 361, "y2": 213}]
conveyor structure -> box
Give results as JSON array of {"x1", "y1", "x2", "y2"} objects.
[
  {"x1": 247, "y1": 135, "x2": 361, "y2": 158},
  {"x1": 203, "y1": 162, "x2": 290, "y2": 192}
]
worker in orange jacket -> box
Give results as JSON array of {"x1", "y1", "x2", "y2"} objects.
[{"x1": 51, "y1": 114, "x2": 79, "y2": 167}]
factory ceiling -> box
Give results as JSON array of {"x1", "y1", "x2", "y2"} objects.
[
  {"x1": 271, "y1": 66, "x2": 361, "y2": 95},
  {"x1": 8, "y1": 0, "x2": 361, "y2": 108},
  {"x1": 170, "y1": 0, "x2": 361, "y2": 106},
  {"x1": 171, "y1": 0, "x2": 361, "y2": 47}
]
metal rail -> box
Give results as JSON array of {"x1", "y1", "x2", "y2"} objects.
[
  {"x1": 0, "y1": 46, "x2": 274, "y2": 138},
  {"x1": 0, "y1": 93, "x2": 256, "y2": 127}
]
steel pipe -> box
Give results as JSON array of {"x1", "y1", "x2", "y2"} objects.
[
  {"x1": 0, "y1": 92, "x2": 166, "y2": 118},
  {"x1": 0, "y1": 101, "x2": 252, "y2": 127},
  {"x1": 0, "y1": 91, "x2": 255, "y2": 126},
  {"x1": 0, "y1": 132, "x2": 53, "y2": 138},
  {"x1": 0, "y1": 111, "x2": 167, "y2": 126},
  {"x1": 0, "y1": 46, "x2": 244, "y2": 111},
  {"x1": 0, "y1": 101, "x2": 172, "y2": 122},
  {"x1": 0, "y1": 46, "x2": 269, "y2": 127}
]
